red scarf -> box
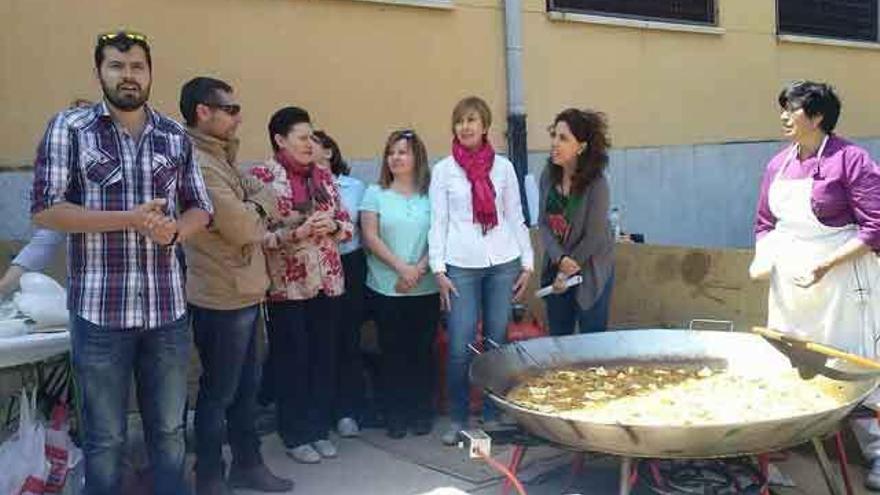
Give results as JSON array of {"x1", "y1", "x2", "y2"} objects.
[
  {"x1": 274, "y1": 150, "x2": 329, "y2": 211},
  {"x1": 452, "y1": 138, "x2": 497, "y2": 233}
]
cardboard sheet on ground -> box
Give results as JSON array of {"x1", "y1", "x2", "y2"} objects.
[{"x1": 359, "y1": 423, "x2": 568, "y2": 485}]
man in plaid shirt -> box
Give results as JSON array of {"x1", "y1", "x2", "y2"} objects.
[{"x1": 31, "y1": 31, "x2": 212, "y2": 495}]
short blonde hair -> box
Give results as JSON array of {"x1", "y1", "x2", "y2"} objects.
[{"x1": 451, "y1": 96, "x2": 492, "y2": 135}]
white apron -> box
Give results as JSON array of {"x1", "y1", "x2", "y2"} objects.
[
  {"x1": 756, "y1": 138, "x2": 880, "y2": 458},
  {"x1": 762, "y1": 138, "x2": 880, "y2": 358}
]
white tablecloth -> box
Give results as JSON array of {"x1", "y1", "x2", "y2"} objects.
[{"x1": 0, "y1": 330, "x2": 70, "y2": 369}]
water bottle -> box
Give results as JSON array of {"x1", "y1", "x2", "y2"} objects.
[{"x1": 609, "y1": 206, "x2": 622, "y2": 239}]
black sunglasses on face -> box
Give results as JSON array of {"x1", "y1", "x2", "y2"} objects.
[{"x1": 205, "y1": 103, "x2": 241, "y2": 116}]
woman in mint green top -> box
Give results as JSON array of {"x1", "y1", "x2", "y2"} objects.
[
  {"x1": 360, "y1": 184, "x2": 437, "y2": 295},
  {"x1": 360, "y1": 130, "x2": 439, "y2": 439}
]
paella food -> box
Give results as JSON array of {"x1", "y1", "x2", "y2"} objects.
[{"x1": 505, "y1": 365, "x2": 849, "y2": 426}]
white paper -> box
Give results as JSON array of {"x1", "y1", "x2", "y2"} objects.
[{"x1": 535, "y1": 275, "x2": 583, "y2": 298}]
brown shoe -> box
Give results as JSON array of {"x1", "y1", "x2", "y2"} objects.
[{"x1": 228, "y1": 463, "x2": 294, "y2": 493}]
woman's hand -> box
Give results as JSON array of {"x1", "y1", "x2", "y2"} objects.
[
  {"x1": 552, "y1": 272, "x2": 568, "y2": 294},
  {"x1": 511, "y1": 269, "x2": 532, "y2": 302},
  {"x1": 394, "y1": 278, "x2": 412, "y2": 294},
  {"x1": 308, "y1": 212, "x2": 337, "y2": 237},
  {"x1": 793, "y1": 261, "x2": 833, "y2": 288},
  {"x1": 293, "y1": 221, "x2": 312, "y2": 241},
  {"x1": 436, "y1": 272, "x2": 459, "y2": 311},
  {"x1": 558, "y1": 256, "x2": 581, "y2": 276},
  {"x1": 396, "y1": 263, "x2": 421, "y2": 291}
]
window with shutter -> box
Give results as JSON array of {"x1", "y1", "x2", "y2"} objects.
[
  {"x1": 777, "y1": 0, "x2": 878, "y2": 42},
  {"x1": 548, "y1": 0, "x2": 716, "y2": 25}
]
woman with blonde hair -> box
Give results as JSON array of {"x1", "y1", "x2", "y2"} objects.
[{"x1": 429, "y1": 97, "x2": 534, "y2": 445}]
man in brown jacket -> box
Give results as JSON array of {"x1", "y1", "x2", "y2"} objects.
[{"x1": 179, "y1": 77, "x2": 293, "y2": 495}]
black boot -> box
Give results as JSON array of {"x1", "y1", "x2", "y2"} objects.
[{"x1": 228, "y1": 462, "x2": 294, "y2": 493}]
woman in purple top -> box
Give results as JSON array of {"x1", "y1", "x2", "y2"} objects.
[{"x1": 750, "y1": 81, "x2": 880, "y2": 491}]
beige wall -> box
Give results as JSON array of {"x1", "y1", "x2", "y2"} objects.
[{"x1": 2, "y1": 0, "x2": 879, "y2": 168}]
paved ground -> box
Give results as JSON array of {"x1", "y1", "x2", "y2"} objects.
[
  {"x1": 115, "y1": 413, "x2": 874, "y2": 494},
  {"x1": 231, "y1": 424, "x2": 872, "y2": 495}
]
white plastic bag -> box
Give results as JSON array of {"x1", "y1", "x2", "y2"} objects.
[
  {"x1": 14, "y1": 273, "x2": 68, "y2": 328},
  {"x1": 0, "y1": 389, "x2": 50, "y2": 494},
  {"x1": 14, "y1": 293, "x2": 69, "y2": 328},
  {"x1": 19, "y1": 274, "x2": 65, "y2": 298}
]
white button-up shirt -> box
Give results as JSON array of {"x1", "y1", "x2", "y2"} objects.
[{"x1": 428, "y1": 154, "x2": 534, "y2": 273}]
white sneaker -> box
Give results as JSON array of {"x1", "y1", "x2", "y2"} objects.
[
  {"x1": 287, "y1": 443, "x2": 321, "y2": 464},
  {"x1": 337, "y1": 417, "x2": 360, "y2": 438},
  {"x1": 313, "y1": 439, "x2": 338, "y2": 458},
  {"x1": 442, "y1": 422, "x2": 464, "y2": 446}
]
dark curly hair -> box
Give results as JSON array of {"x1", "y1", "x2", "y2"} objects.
[{"x1": 548, "y1": 108, "x2": 610, "y2": 196}]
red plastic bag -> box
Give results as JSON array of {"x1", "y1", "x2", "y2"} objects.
[{"x1": 507, "y1": 305, "x2": 546, "y2": 342}]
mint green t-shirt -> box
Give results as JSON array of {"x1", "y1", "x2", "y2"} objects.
[{"x1": 360, "y1": 185, "x2": 438, "y2": 297}]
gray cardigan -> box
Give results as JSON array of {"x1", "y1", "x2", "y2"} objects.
[{"x1": 538, "y1": 168, "x2": 614, "y2": 310}]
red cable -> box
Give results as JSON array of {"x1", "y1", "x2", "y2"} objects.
[{"x1": 476, "y1": 448, "x2": 527, "y2": 495}]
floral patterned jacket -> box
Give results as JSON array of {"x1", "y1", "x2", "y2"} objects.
[{"x1": 245, "y1": 158, "x2": 353, "y2": 301}]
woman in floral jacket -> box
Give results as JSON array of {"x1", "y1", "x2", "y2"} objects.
[
  {"x1": 246, "y1": 106, "x2": 353, "y2": 464},
  {"x1": 538, "y1": 108, "x2": 614, "y2": 336}
]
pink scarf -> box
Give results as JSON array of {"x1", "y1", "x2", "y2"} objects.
[
  {"x1": 452, "y1": 138, "x2": 497, "y2": 234},
  {"x1": 274, "y1": 151, "x2": 329, "y2": 211}
]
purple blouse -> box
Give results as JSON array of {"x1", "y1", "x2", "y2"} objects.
[{"x1": 754, "y1": 135, "x2": 880, "y2": 250}]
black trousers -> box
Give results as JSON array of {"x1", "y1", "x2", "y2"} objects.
[
  {"x1": 336, "y1": 250, "x2": 366, "y2": 420},
  {"x1": 266, "y1": 295, "x2": 339, "y2": 447},
  {"x1": 371, "y1": 290, "x2": 440, "y2": 427}
]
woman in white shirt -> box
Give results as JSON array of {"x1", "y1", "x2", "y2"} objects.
[{"x1": 429, "y1": 96, "x2": 534, "y2": 445}]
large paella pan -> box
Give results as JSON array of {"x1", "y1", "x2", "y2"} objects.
[{"x1": 470, "y1": 329, "x2": 878, "y2": 459}]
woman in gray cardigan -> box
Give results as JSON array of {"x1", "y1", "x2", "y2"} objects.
[{"x1": 539, "y1": 108, "x2": 615, "y2": 335}]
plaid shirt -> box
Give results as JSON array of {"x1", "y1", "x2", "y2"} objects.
[{"x1": 31, "y1": 102, "x2": 213, "y2": 330}]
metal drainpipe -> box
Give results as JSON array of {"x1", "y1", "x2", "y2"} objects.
[{"x1": 503, "y1": 0, "x2": 530, "y2": 224}]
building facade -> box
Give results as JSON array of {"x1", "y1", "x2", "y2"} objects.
[{"x1": 2, "y1": 0, "x2": 879, "y2": 247}]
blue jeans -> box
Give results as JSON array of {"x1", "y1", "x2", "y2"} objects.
[
  {"x1": 446, "y1": 259, "x2": 521, "y2": 424},
  {"x1": 191, "y1": 304, "x2": 261, "y2": 478},
  {"x1": 546, "y1": 273, "x2": 614, "y2": 336},
  {"x1": 71, "y1": 314, "x2": 190, "y2": 495}
]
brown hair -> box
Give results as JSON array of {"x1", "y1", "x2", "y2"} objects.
[
  {"x1": 451, "y1": 96, "x2": 492, "y2": 135},
  {"x1": 379, "y1": 130, "x2": 431, "y2": 194},
  {"x1": 548, "y1": 108, "x2": 610, "y2": 196}
]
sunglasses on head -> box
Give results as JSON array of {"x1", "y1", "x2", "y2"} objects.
[
  {"x1": 398, "y1": 129, "x2": 416, "y2": 139},
  {"x1": 205, "y1": 103, "x2": 241, "y2": 116},
  {"x1": 97, "y1": 30, "x2": 148, "y2": 43}
]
